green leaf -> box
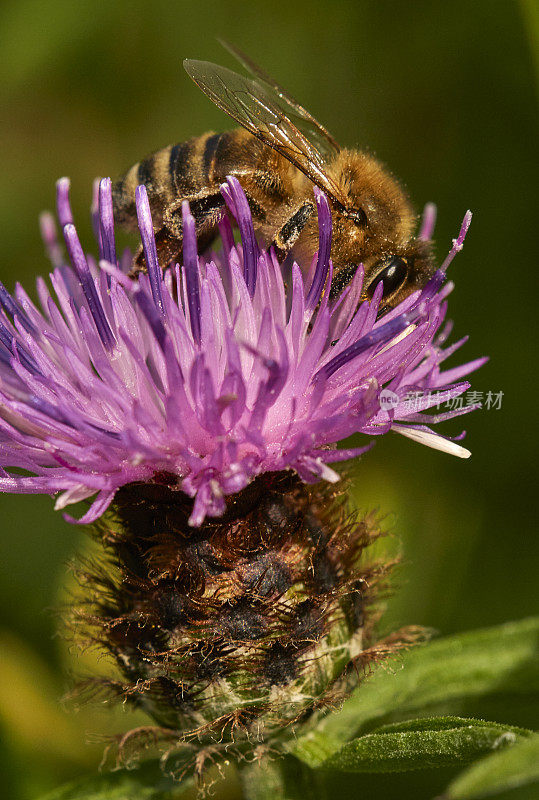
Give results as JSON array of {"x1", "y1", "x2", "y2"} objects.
[
  {"x1": 238, "y1": 757, "x2": 327, "y2": 800},
  {"x1": 321, "y1": 717, "x2": 530, "y2": 774},
  {"x1": 239, "y1": 761, "x2": 288, "y2": 800},
  {"x1": 371, "y1": 716, "x2": 533, "y2": 736},
  {"x1": 292, "y1": 617, "x2": 539, "y2": 767},
  {"x1": 37, "y1": 761, "x2": 193, "y2": 800},
  {"x1": 445, "y1": 734, "x2": 539, "y2": 799}
]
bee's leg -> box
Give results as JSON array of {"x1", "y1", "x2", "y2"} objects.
[
  {"x1": 129, "y1": 191, "x2": 226, "y2": 278},
  {"x1": 129, "y1": 227, "x2": 183, "y2": 278},
  {"x1": 271, "y1": 201, "x2": 315, "y2": 260},
  {"x1": 163, "y1": 191, "x2": 226, "y2": 243}
]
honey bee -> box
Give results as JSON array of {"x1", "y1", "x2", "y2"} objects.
[{"x1": 112, "y1": 43, "x2": 434, "y2": 306}]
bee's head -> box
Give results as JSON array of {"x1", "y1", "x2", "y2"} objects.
[
  {"x1": 328, "y1": 149, "x2": 428, "y2": 304},
  {"x1": 329, "y1": 238, "x2": 435, "y2": 311},
  {"x1": 367, "y1": 240, "x2": 436, "y2": 313}
]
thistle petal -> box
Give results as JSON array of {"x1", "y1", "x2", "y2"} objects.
[{"x1": 0, "y1": 177, "x2": 483, "y2": 525}]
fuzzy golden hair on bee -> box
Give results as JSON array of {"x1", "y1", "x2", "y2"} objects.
[{"x1": 332, "y1": 149, "x2": 416, "y2": 245}]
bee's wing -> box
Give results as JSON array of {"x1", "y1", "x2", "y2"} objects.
[
  {"x1": 217, "y1": 39, "x2": 340, "y2": 158},
  {"x1": 183, "y1": 59, "x2": 347, "y2": 208}
]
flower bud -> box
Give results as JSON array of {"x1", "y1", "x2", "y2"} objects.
[{"x1": 69, "y1": 472, "x2": 411, "y2": 774}]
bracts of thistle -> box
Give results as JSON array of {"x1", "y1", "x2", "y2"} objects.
[
  {"x1": 72, "y1": 474, "x2": 408, "y2": 779},
  {"x1": 0, "y1": 176, "x2": 485, "y2": 781}
]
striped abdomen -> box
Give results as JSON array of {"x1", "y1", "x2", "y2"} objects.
[{"x1": 112, "y1": 130, "x2": 254, "y2": 231}]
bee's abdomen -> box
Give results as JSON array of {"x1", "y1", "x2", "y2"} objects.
[{"x1": 112, "y1": 134, "x2": 220, "y2": 229}]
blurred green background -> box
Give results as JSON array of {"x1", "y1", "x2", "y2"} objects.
[{"x1": 0, "y1": 1, "x2": 537, "y2": 798}]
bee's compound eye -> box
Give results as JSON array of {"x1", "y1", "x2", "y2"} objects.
[
  {"x1": 349, "y1": 208, "x2": 368, "y2": 227},
  {"x1": 367, "y1": 256, "x2": 409, "y2": 300}
]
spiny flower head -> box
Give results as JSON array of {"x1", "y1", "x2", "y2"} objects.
[{"x1": 0, "y1": 177, "x2": 485, "y2": 525}]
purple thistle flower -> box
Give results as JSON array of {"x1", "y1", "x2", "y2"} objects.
[{"x1": 0, "y1": 176, "x2": 486, "y2": 526}]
